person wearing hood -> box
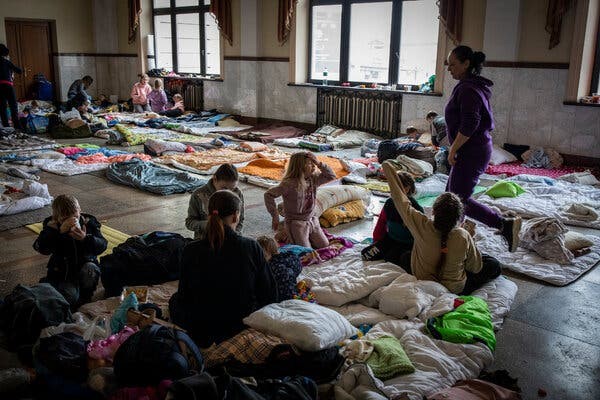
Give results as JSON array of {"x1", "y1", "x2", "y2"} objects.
[{"x1": 445, "y1": 45, "x2": 521, "y2": 252}]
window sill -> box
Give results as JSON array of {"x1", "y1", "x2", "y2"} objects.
[
  {"x1": 563, "y1": 101, "x2": 600, "y2": 107},
  {"x1": 287, "y1": 83, "x2": 442, "y2": 96},
  {"x1": 155, "y1": 75, "x2": 224, "y2": 82}
]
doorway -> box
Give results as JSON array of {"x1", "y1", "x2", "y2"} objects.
[{"x1": 5, "y1": 19, "x2": 55, "y2": 100}]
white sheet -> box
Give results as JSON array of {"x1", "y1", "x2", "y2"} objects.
[
  {"x1": 478, "y1": 177, "x2": 600, "y2": 229},
  {"x1": 475, "y1": 225, "x2": 600, "y2": 285},
  {"x1": 31, "y1": 158, "x2": 109, "y2": 176},
  {"x1": 0, "y1": 180, "x2": 52, "y2": 216}
]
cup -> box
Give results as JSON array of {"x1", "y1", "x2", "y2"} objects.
[{"x1": 404, "y1": 85, "x2": 412, "y2": 91}]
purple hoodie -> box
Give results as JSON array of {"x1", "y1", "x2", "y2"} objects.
[{"x1": 444, "y1": 75, "x2": 495, "y2": 155}]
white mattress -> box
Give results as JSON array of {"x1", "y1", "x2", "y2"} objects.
[{"x1": 475, "y1": 225, "x2": 600, "y2": 285}]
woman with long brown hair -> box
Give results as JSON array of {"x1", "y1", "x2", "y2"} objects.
[
  {"x1": 382, "y1": 161, "x2": 501, "y2": 294},
  {"x1": 170, "y1": 190, "x2": 276, "y2": 347}
]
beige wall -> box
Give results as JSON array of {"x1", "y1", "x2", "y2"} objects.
[
  {"x1": 224, "y1": 0, "x2": 241, "y2": 56},
  {"x1": 0, "y1": 0, "x2": 94, "y2": 53},
  {"x1": 460, "y1": 0, "x2": 487, "y2": 50},
  {"x1": 518, "y1": 0, "x2": 575, "y2": 63},
  {"x1": 118, "y1": 0, "x2": 138, "y2": 54},
  {"x1": 259, "y1": 0, "x2": 289, "y2": 58}
]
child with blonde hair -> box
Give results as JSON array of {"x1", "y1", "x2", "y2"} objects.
[
  {"x1": 130, "y1": 73, "x2": 152, "y2": 113},
  {"x1": 33, "y1": 194, "x2": 107, "y2": 307},
  {"x1": 264, "y1": 151, "x2": 336, "y2": 248},
  {"x1": 160, "y1": 93, "x2": 185, "y2": 117},
  {"x1": 257, "y1": 236, "x2": 302, "y2": 301},
  {"x1": 148, "y1": 79, "x2": 168, "y2": 113}
]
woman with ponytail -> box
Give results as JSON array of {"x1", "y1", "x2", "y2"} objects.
[
  {"x1": 445, "y1": 45, "x2": 521, "y2": 252},
  {"x1": 170, "y1": 190, "x2": 277, "y2": 347},
  {"x1": 382, "y1": 161, "x2": 501, "y2": 294}
]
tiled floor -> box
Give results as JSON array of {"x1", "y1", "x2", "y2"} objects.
[{"x1": 0, "y1": 137, "x2": 599, "y2": 399}]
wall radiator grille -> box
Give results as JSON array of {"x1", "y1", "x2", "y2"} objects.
[
  {"x1": 162, "y1": 77, "x2": 204, "y2": 111},
  {"x1": 317, "y1": 87, "x2": 402, "y2": 138}
]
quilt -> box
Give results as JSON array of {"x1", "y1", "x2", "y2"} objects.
[
  {"x1": 160, "y1": 147, "x2": 289, "y2": 172},
  {"x1": 0, "y1": 129, "x2": 57, "y2": 154},
  {"x1": 239, "y1": 155, "x2": 349, "y2": 182}
]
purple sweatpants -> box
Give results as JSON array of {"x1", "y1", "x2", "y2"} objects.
[{"x1": 446, "y1": 147, "x2": 503, "y2": 230}]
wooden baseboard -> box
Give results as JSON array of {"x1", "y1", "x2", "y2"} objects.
[{"x1": 234, "y1": 116, "x2": 316, "y2": 132}]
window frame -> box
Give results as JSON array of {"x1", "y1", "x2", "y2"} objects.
[
  {"x1": 308, "y1": 0, "x2": 438, "y2": 87},
  {"x1": 590, "y1": 15, "x2": 600, "y2": 95},
  {"x1": 152, "y1": 0, "x2": 219, "y2": 76}
]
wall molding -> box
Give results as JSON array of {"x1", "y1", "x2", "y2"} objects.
[
  {"x1": 224, "y1": 56, "x2": 290, "y2": 62},
  {"x1": 53, "y1": 53, "x2": 138, "y2": 57},
  {"x1": 486, "y1": 61, "x2": 570, "y2": 69}
]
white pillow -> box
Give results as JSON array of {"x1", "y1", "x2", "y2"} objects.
[
  {"x1": 489, "y1": 145, "x2": 517, "y2": 165},
  {"x1": 243, "y1": 300, "x2": 356, "y2": 352},
  {"x1": 564, "y1": 231, "x2": 594, "y2": 251}
]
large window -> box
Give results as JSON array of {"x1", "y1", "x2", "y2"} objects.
[
  {"x1": 153, "y1": 0, "x2": 220, "y2": 76},
  {"x1": 309, "y1": 0, "x2": 439, "y2": 86}
]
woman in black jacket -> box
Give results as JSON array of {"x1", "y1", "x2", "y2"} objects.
[{"x1": 170, "y1": 190, "x2": 277, "y2": 348}]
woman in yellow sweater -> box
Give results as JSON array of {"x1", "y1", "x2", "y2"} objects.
[{"x1": 382, "y1": 161, "x2": 501, "y2": 294}]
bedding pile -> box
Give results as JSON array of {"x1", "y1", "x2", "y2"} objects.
[
  {"x1": 0, "y1": 177, "x2": 52, "y2": 216},
  {"x1": 0, "y1": 128, "x2": 57, "y2": 154},
  {"x1": 273, "y1": 125, "x2": 379, "y2": 151},
  {"x1": 485, "y1": 161, "x2": 588, "y2": 179}
]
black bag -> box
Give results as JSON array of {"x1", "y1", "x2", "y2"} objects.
[
  {"x1": 36, "y1": 332, "x2": 89, "y2": 381},
  {"x1": 0, "y1": 284, "x2": 73, "y2": 352},
  {"x1": 377, "y1": 139, "x2": 401, "y2": 163},
  {"x1": 113, "y1": 324, "x2": 203, "y2": 386},
  {"x1": 100, "y1": 231, "x2": 190, "y2": 297}
]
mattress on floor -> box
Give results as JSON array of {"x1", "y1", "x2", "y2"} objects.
[
  {"x1": 160, "y1": 147, "x2": 288, "y2": 172},
  {"x1": 485, "y1": 161, "x2": 588, "y2": 179},
  {"x1": 0, "y1": 130, "x2": 57, "y2": 154},
  {"x1": 238, "y1": 155, "x2": 349, "y2": 182}
]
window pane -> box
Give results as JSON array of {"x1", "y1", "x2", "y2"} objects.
[
  {"x1": 153, "y1": 0, "x2": 170, "y2": 8},
  {"x1": 348, "y1": 2, "x2": 392, "y2": 83},
  {"x1": 176, "y1": 0, "x2": 198, "y2": 6},
  {"x1": 204, "y1": 0, "x2": 210, "y2": 4},
  {"x1": 176, "y1": 13, "x2": 201, "y2": 73},
  {"x1": 398, "y1": 0, "x2": 439, "y2": 85},
  {"x1": 205, "y1": 12, "x2": 221, "y2": 75},
  {"x1": 310, "y1": 4, "x2": 342, "y2": 81},
  {"x1": 154, "y1": 15, "x2": 173, "y2": 70}
]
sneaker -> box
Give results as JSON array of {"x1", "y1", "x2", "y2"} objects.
[{"x1": 501, "y1": 217, "x2": 522, "y2": 252}]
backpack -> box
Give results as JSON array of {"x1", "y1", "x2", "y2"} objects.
[
  {"x1": 100, "y1": 231, "x2": 190, "y2": 297},
  {"x1": 113, "y1": 324, "x2": 203, "y2": 386},
  {"x1": 35, "y1": 332, "x2": 89, "y2": 381},
  {"x1": 377, "y1": 140, "x2": 401, "y2": 163},
  {"x1": 0, "y1": 284, "x2": 73, "y2": 354}
]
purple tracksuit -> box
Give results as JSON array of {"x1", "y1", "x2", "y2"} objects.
[{"x1": 445, "y1": 75, "x2": 503, "y2": 230}]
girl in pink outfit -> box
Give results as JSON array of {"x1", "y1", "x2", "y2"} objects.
[
  {"x1": 147, "y1": 79, "x2": 168, "y2": 113},
  {"x1": 264, "y1": 152, "x2": 336, "y2": 249},
  {"x1": 130, "y1": 73, "x2": 152, "y2": 113}
]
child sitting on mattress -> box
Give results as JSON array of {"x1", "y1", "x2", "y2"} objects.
[
  {"x1": 382, "y1": 161, "x2": 502, "y2": 294},
  {"x1": 362, "y1": 171, "x2": 423, "y2": 266},
  {"x1": 33, "y1": 194, "x2": 107, "y2": 308},
  {"x1": 257, "y1": 236, "x2": 302, "y2": 301},
  {"x1": 170, "y1": 190, "x2": 277, "y2": 347},
  {"x1": 264, "y1": 151, "x2": 336, "y2": 249},
  {"x1": 159, "y1": 93, "x2": 184, "y2": 117},
  {"x1": 186, "y1": 163, "x2": 245, "y2": 239}
]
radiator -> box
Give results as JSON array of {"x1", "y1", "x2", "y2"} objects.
[
  {"x1": 317, "y1": 87, "x2": 402, "y2": 138},
  {"x1": 162, "y1": 77, "x2": 204, "y2": 111}
]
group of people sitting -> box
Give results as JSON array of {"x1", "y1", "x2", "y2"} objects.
[
  {"x1": 65, "y1": 73, "x2": 185, "y2": 117},
  {"x1": 34, "y1": 150, "x2": 512, "y2": 348}
]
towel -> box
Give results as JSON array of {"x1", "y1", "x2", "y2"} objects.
[
  {"x1": 366, "y1": 336, "x2": 415, "y2": 380},
  {"x1": 562, "y1": 203, "x2": 599, "y2": 222}
]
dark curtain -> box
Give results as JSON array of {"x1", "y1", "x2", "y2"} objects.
[
  {"x1": 278, "y1": 0, "x2": 298, "y2": 45},
  {"x1": 546, "y1": 0, "x2": 575, "y2": 49},
  {"x1": 438, "y1": 0, "x2": 463, "y2": 44},
  {"x1": 210, "y1": 0, "x2": 233, "y2": 46},
  {"x1": 128, "y1": 0, "x2": 142, "y2": 44}
]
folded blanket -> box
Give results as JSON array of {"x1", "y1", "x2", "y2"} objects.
[
  {"x1": 386, "y1": 155, "x2": 433, "y2": 179},
  {"x1": 562, "y1": 203, "x2": 598, "y2": 222},
  {"x1": 238, "y1": 141, "x2": 268, "y2": 152},
  {"x1": 366, "y1": 336, "x2": 415, "y2": 380},
  {"x1": 319, "y1": 199, "x2": 366, "y2": 228}
]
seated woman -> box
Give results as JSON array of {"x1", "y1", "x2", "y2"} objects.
[
  {"x1": 169, "y1": 190, "x2": 277, "y2": 347},
  {"x1": 382, "y1": 161, "x2": 501, "y2": 295},
  {"x1": 362, "y1": 171, "x2": 423, "y2": 265}
]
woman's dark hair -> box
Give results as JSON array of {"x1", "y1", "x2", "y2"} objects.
[
  {"x1": 451, "y1": 45, "x2": 486, "y2": 76},
  {"x1": 0, "y1": 44, "x2": 9, "y2": 57},
  {"x1": 432, "y1": 192, "x2": 464, "y2": 277},
  {"x1": 397, "y1": 171, "x2": 417, "y2": 197},
  {"x1": 206, "y1": 190, "x2": 241, "y2": 251},
  {"x1": 214, "y1": 163, "x2": 239, "y2": 182}
]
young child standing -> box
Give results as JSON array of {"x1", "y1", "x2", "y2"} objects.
[
  {"x1": 160, "y1": 93, "x2": 184, "y2": 117},
  {"x1": 257, "y1": 236, "x2": 302, "y2": 301},
  {"x1": 186, "y1": 164, "x2": 245, "y2": 239},
  {"x1": 264, "y1": 151, "x2": 336, "y2": 249},
  {"x1": 33, "y1": 195, "x2": 107, "y2": 307},
  {"x1": 148, "y1": 79, "x2": 168, "y2": 113},
  {"x1": 362, "y1": 171, "x2": 424, "y2": 265},
  {"x1": 130, "y1": 74, "x2": 152, "y2": 113},
  {"x1": 0, "y1": 44, "x2": 22, "y2": 130}
]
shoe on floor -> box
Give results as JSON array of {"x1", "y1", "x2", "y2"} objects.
[{"x1": 501, "y1": 217, "x2": 522, "y2": 252}]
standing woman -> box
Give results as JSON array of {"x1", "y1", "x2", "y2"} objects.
[
  {"x1": 0, "y1": 44, "x2": 22, "y2": 130},
  {"x1": 445, "y1": 45, "x2": 521, "y2": 251},
  {"x1": 170, "y1": 190, "x2": 277, "y2": 348}
]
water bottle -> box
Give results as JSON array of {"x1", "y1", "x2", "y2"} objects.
[{"x1": 323, "y1": 67, "x2": 328, "y2": 85}]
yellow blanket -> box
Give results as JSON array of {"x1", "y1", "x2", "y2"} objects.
[
  {"x1": 26, "y1": 223, "x2": 130, "y2": 257},
  {"x1": 319, "y1": 199, "x2": 366, "y2": 228}
]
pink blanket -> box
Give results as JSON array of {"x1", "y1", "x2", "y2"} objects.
[
  {"x1": 76, "y1": 153, "x2": 151, "y2": 164},
  {"x1": 485, "y1": 162, "x2": 586, "y2": 179}
]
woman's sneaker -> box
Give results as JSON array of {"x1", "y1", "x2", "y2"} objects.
[{"x1": 501, "y1": 217, "x2": 522, "y2": 252}]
